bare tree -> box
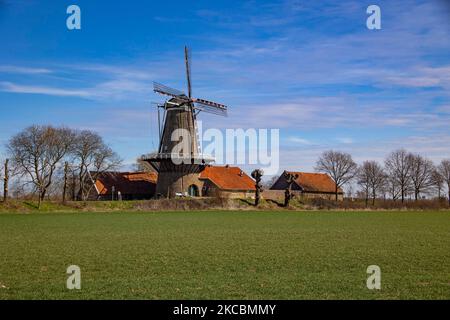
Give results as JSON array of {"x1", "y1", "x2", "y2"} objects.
[
  {"x1": 369, "y1": 163, "x2": 387, "y2": 205},
  {"x1": 315, "y1": 150, "x2": 357, "y2": 201},
  {"x1": 431, "y1": 168, "x2": 444, "y2": 199},
  {"x1": 409, "y1": 154, "x2": 434, "y2": 200},
  {"x1": 0, "y1": 158, "x2": 3, "y2": 196},
  {"x1": 72, "y1": 130, "x2": 122, "y2": 200},
  {"x1": 62, "y1": 162, "x2": 69, "y2": 203},
  {"x1": 0, "y1": 159, "x2": 10, "y2": 202},
  {"x1": 437, "y1": 159, "x2": 450, "y2": 206},
  {"x1": 357, "y1": 164, "x2": 370, "y2": 206},
  {"x1": 7, "y1": 125, "x2": 75, "y2": 208},
  {"x1": 72, "y1": 130, "x2": 102, "y2": 200},
  {"x1": 384, "y1": 149, "x2": 413, "y2": 203},
  {"x1": 386, "y1": 175, "x2": 400, "y2": 201},
  {"x1": 357, "y1": 161, "x2": 386, "y2": 206}
]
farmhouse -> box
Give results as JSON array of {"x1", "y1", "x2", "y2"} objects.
[
  {"x1": 199, "y1": 165, "x2": 256, "y2": 199},
  {"x1": 269, "y1": 171, "x2": 343, "y2": 201},
  {"x1": 151, "y1": 165, "x2": 256, "y2": 198},
  {"x1": 90, "y1": 166, "x2": 255, "y2": 200},
  {"x1": 92, "y1": 171, "x2": 158, "y2": 200}
]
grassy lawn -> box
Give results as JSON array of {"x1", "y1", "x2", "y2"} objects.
[{"x1": 0, "y1": 210, "x2": 449, "y2": 299}]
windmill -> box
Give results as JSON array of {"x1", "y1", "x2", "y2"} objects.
[{"x1": 145, "y1": 46, "x2": 229, "y2": 198}]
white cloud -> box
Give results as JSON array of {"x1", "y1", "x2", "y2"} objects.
[
  {"x1": 288, "y1": 137, "x2": 312, "y2": 145},
  {"x1": 0, "y1": 81, "x2": 91, "y2": 97},
  {"x1": 436, "y1": 105, "x2": 450, "y2": 113},
  {"x1": 0, "y1": 65, "x2": 52, "y2": 74},
  {"x1": 0, "y1": 77, "x2": 151, "y2": 100},
  {"x1": 336, "y1": 137, "x2": 353, "y2": 144}
]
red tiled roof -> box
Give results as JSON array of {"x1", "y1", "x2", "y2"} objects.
[
  {"x1": 95, "y1": 172, "x2": 157, "y2": 195},
  {"x1": 287, "y1": 171, "x2": 343, "y2": 193},
  {"x1": 199, "y1": 166, "x2": 256, "y2": 191}
]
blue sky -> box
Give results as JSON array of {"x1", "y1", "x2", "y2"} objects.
[{"x1": 0, "y1": 0, "x2": 449, "y2": 176}]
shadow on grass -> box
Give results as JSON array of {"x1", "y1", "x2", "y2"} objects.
[
  {"x1": 23, "y1": 201, "x2": 39, "y2": 210},
  {"x1": 266, "y1": 199, "x2": 285, "y2": 207},
  {"x1": 239, "y1": 198, "x2": 256, "y2": 206}
]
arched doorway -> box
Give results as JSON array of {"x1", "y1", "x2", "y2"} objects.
[{"x1": 188, "y1": 184, "x2": 199, "y2": 197}]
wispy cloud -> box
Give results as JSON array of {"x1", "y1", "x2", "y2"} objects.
[
  {"x1": 336, "y1": 137, "x2": 353, "y2": 144},
  {"x1": 436, "y1": 105, "x2": 450, "y2": 113},
  {"x1": 0, "y1": 79, "x2": 151, "y2": 100},
  {"x1": 0, "y1": 65, "x2": 52, "y2": 74},
  {"x1": 66, "y1": 63, "x2": 155, "y2": 80},
  {"x1": 288, "y1": 136, "x2": 313, "y2": 145},
  {"x1": 0, "y1": 81, "x2": 91, "y2": 97},
  {"x1": 0, "y1": 61, "x2": 156, "y2": 100}
]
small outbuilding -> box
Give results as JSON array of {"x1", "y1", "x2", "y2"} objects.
[
  {"x1": 199, "y1": 165, "x2": 256, "y2": 199},
  {"x1": 269, "y1": 171, "x2": 343, "y2": 201}
]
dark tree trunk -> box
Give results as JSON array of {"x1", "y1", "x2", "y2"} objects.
[
  {"x1": 62, "y1": 162, "x2": 68, "y2": 203},
  {"x1": 3, "y1": 159, "x2": 8, "y2": 202},
  {"x1": 284, "y1": 189, "x2": 289, "y2": 207},
  {"x1": 335, "y1": 185, "x2": 338, "y2": 201},
  {"x1": 40, "y1": 190, "x2": 46, "y2": 201},
  {"x1": 72, "y1": 172, "x2": 76, "y2": 201},
  {"x1": 283, "y1": 172, "x2": 298, "y2": 207},
  {"x1": 38, "y1": 188, "x2": 42, "y2": 209},
  {"x1": 251, "y1": 169, "x2": 263, "y2": 207}
]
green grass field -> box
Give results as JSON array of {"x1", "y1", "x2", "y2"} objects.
[{"x1": 0, "y1": 210, "x2": 449, "y2": 299}]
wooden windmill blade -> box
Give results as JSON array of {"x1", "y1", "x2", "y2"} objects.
[
  {"x1": 184, "y1": 46, "x2": 192, "y2": 99},
  {"x1": 153, "y1": 82, "x2": 188, "y2": 100},
  {"x1": 193, "y1": 99, "x2": 228, "y2": 117}
]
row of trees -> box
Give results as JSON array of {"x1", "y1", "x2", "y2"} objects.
[
  {"x1": 2, "y1": 127, "x2": 449, "y2": 207},
  {"x1": 315, "y1": 149, "x2": 450, "y2": 205},
  {"x1": 1, "y1": 125, "x2": 121, "y2": 207}
]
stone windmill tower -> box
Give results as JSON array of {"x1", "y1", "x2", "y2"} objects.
[{"x1": 145, "y1": 47, "x2": 229, "y2": 198}]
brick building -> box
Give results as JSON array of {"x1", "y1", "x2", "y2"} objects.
[
  {"x1": 92, "y1": 171, "x2": 158, "y2": 200},
  {"x1": 268, "y1": 171, "x2": 343, "y2": 201}
]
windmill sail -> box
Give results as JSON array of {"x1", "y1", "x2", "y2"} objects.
[
  {"x1": 194, "y1": 101, "x2": 228, "y2": 116},
  {"x1": 153, "y1": 82, "x2": 186, "y2": 99},
  {"x1": 184, "y1": 46, "x2": 192, "y2": 98}
]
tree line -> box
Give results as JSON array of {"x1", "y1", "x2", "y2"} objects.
[
  {"x1": 1, "y1": 125, "x2": 122, "y2": 207},
  {"x1": 315, "y1": 149, "x2": 450, "y2": 205},
  {"x1": 2, "y1": 126, "x2": 450, "y2": 207}
]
